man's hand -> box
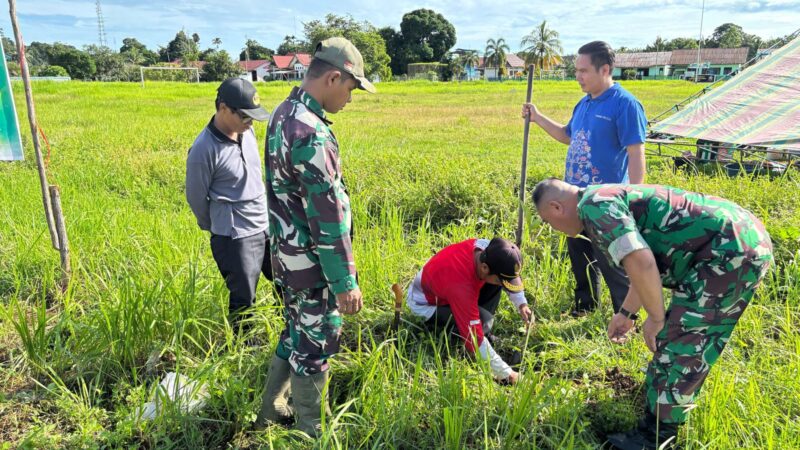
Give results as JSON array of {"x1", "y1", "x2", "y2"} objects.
[
  {"x1": 607, "y1": 312, "x2": 635, "y2": 344},
  {"x1": 518, "y1": 304, "x2": 534, "y2": 325},
  {"x1": 521, "y1": 103, "x2": 539, "y2": 122},
  {"x1": 642, "y1": 316, "x2": 665, "y2": 353},
  {"x1": 336, "y1": 288, "x2": 363, "y2": 315},
  {"x1": 506, "y1": 370, "x2": 520, "y2": 385}
]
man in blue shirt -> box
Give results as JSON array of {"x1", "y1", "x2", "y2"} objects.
[{"x1": 522, "y1": 41, "x2": 647, "y2": 316}]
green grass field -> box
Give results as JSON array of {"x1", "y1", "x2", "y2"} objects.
[{"x1": 1, "y1": 79, "x2": 799, "y2": 449}]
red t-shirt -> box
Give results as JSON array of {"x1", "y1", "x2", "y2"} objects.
[{"x1": 420, "y1": 239, "x2": 486, "y2": 352}]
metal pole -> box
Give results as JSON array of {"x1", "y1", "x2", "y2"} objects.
[
  {"x1": 695, "y1": 0, "x2": 705, "y2": 82},
  {"x1": 515, "y1": 65, "x2": 535, "y2": 246},
  {"x1": 8, "y1": 0, "x2": 60, "y2": 250}
]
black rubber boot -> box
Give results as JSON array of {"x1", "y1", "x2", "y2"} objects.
[{"x1": 607, "y1": 411, "x2": 679, "y2": 449}]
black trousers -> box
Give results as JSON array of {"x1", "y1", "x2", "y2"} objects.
[
  {"x1": 425, "y1": 284, "x2": 502, "y2": 337},
  {"x1": 210, "y1": 230, "x2": 281, "y2": 318},
  {"x1": 566, "y1": 236, "x2": 629, "y2": 313}
]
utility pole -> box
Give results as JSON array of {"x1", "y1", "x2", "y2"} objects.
[{"x1": 695, "y1": 0, "x2": 705, "y2": 82}]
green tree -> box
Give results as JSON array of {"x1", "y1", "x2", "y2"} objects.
[
  {"x1": 643, "y1": 35, "x2": 668, "y2": 52},
  {"x1": 26, "y1": 41, "x2": 55, "y2": 66},
  {"x1": 382, "y1": 9, "x2": 456, "y2": 75},
  {"x1": 665, "y1": 37, "x2": 698, "y2": 50},
  {"x1": 119, "y1": 37, "x2": 158, "y2": 65},
  {"x1": 212, "y1": 37, "x2": 222, "y2": 49},
  {"x1": 519, "y1": 20, "x2": 563, "y2": 72},
  {"x1": 34, "y1": 42, "x2": 96, "y2": 79},
  {"x1": 85, "y1": 45, "x2": 126, "y2": 80},
  {"x1": 202, "y1": 50, "x2": 241, "y2": 81},
  {"x1": 2, "y1": 36, "x2": 17, "y2": 61},
  {"x1": 160, "y1": 30, "x2": 199, "y2": 63},
  {"x1": 710, "y1": 23, "x2": 744, "y2": 48},
  {"x1": 459, "y1": 50, "x2": 479, "y2": 80},
  {"x1": 276, "y1": 35, "x2": 309, "y2": 55},
  {"x1": 240, "y1": 38, "x2": 274, "y2": 61},
  {"x1": 32, "y1": 65, "x2": 69, "y2": 77},
  {"x1": 484, "y1": 38, "x2": 510, "y2": 79},
  {"x1": 303, "y1": 14, "x2": 391, "y2": 80},
  {"x1": 200, "y1": 48, "x2": 217, "y2": 61}
]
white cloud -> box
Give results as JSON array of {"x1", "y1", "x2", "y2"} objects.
[{"x1": 1, "y1": 0, "x2": 797, "y2": 55}]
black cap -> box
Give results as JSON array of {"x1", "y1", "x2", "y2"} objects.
[
  {"x1": 216, "y1": 78, "x2": 269, "y2": 121},
  {"x1": 481, "y1": 238, "x2": 524, "y2": 292}
]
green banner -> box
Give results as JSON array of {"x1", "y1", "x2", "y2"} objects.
[{"x1": 0, "y1": 39, "x2": 23, "y2": 161}]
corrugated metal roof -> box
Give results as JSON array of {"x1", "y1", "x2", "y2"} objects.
[
  {"x1": 670, "y1": 47, "x2": 748, "y2": 65},
  {"x1": 615, "y1": 51, "x2": 671, "y2": 68}
]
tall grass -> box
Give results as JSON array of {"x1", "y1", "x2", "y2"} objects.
[{"x1": 0, "y1": 80, "x2": 798, "y2": 448}]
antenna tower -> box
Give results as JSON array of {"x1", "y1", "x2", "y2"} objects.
[{"x1": 96, "y1": 0, "x2": 108, "y2": 47}]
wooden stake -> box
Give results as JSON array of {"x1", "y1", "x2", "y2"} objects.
[
  {"x1": 49, "y1": 185, "x2": 71, "y2": 290},
  {"x1": 8, "y1": 0, "x2": 59, "y2": 251},
  {"x1": 515, "y1": 65, "x2": 535, "y2": 246},
  {"x1": 9, "y1": 0, "x2": 71, "y2": 287}
]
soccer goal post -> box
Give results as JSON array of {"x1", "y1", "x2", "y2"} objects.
[{"x1": 140, "y1": 66, "x2": 200, "y2": 87}]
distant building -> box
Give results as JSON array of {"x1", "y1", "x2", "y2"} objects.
[
  {"x1": 613, "y1": 47, "x2": 748, "y2": 79},
  {"x1": 479, "y1": 53, "x2": 526, "y2": 80},
  {"x1": 239, "y1": 59, "x2": 271, "y2": 82},
  {"x1": 271, "y1": 53, "x2": 311, "y2": 81}
]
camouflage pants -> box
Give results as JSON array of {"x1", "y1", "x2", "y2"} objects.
[
  {"x1": 275, "y1": 285, "x2": 342, "y2": 376},
  {"x1": 645, "y1": 245, "x2": 773, "y2": 424}
]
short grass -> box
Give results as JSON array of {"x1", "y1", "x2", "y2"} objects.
[{"x1": 0, "y1": 79, "x2": 799, "y2": 449}]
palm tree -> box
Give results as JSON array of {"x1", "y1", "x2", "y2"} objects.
[
  {"x1": 459, "y1": 50, "x2": 479, "y2": 80},
  {"x1": 484, "y1": 38, "x2": 510, "y2": 80},
  {"x1": 520, "y1": 20, "x2": 563, "y2": 73},
  {"x1": 212, "y1": 37, "x2": 222, "y2": 50}
]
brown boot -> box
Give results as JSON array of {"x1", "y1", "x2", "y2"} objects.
[{"x1": 255, "y1": 354, "x2": 293, "y2": 428}]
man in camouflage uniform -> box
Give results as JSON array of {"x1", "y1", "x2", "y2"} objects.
[
  {"x1": 255, "y1": 37, "x2": 375, "y2": 436},
  {"x1": 532, "y1": 178, "x2": 773, "y2": 449}
]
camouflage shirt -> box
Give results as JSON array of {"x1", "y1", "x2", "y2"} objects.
[
  {"x1": 577, "y1": 184, "x2": 773, "y2": 288},
  {"x1": 265, "y1": 87, "x2": 357, "y2": 294}
]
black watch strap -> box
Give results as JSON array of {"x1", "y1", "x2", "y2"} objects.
[{"x1": 619, "y1": 307, "x2": 639, "y2": 321}]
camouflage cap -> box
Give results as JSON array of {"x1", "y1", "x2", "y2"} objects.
[{"x1": 313, "y1": 37, "x2": 376, "y2": 93}]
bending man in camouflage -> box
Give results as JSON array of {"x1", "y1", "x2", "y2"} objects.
[
  {"x1": 532, "y1": 178, "x2": 772, "y2": 449},
  {"x1": 256, "y1": 37, "x2": 375, "y2": 436}
]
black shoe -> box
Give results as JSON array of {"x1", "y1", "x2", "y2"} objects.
[
  {"x1": 607, "y1": 413, "x2": 679, "y2": 450},
  {"x1": 570, "y1": 308, "x2": 592, "y2": 318}
]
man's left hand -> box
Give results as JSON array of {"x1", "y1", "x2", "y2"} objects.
[{"x1": 642, "y1": 316, "x2": 665, "y2": 353}]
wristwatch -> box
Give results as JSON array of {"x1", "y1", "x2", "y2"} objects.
[{"x1": 619, "y1": 307, "x2": 639, "y2": 321}]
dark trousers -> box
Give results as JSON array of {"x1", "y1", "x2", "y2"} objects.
[
  {"x1": 210, "y1": 230, "x2": 281, "y2": 322},
  {"x1": 425, "y1": 284, "x2": 502, "y2": 337},
  {"x1": 566, "y1": 236, "x2": 629, "y2": 313}
]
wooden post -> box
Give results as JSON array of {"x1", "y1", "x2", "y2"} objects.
[
  {"x1": 8, "y1": 0, "x2": 59, "y2": 250},
  {"x1": 515, "y1": 65, "x2": 535, "y2": 246},
  {"x1": 50, "y1": 185, "x2": 71, "y2": 290},
  {"x1": 9, "y1": 0, "x2": 71, "y2": 287}
]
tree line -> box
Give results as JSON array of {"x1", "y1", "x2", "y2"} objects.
[{"x1": 2, "y1": 15, "x2": 793, "y2": 82}]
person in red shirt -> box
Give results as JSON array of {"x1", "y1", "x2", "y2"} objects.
[{"x1": 406, "y1": 237, "x2": 533, "y2": 383}]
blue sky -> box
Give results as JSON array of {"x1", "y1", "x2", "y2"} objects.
[{"x1": 2, "y1": 0, "x2": 799, "y2": 57}]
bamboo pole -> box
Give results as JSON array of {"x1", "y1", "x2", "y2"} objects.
[
  {"x1": 8, "y1": 0, "x2": 59, "y2": 251},
  {"x1": 50, "y1": 185, "x2": 71, "y2": 289},
  {"x1": 9, "y1": 0, "x2": 71, "y2": 288},
  {"x1": 515, "y1": 65, "x2": 535, "y2": 246}
]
